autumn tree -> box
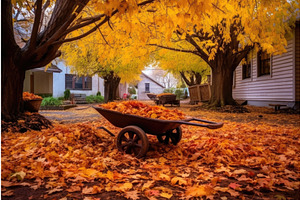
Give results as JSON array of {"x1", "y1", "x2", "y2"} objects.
[
  {"x1": 62, "y1": 31, "x2": 147, "y2": 102},
  {"x1": 1, "y1": 0, "x2": 156, "y2": 121},
  {"x1": 142, "y1": 0, "x2": 299, "y2": 106},
  {"x1": 154, "y1": 47, "x2": 210, "y2": 87}
]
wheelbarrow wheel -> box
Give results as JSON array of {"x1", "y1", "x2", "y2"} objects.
[
  {"x1": 157, "y1": 126, "x2": 182, "y2": 145},
  {"x1": 117, "y1": 126, "x2": 149, "y2": 158}
]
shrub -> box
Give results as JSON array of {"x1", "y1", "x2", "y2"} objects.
[
  {"x1": 175, "y1": 89, "x2": 184, "y2": 99},
  {"x1": 128, "y1": 86, "x2": 136, "y2": 94},
  {"x1": 86, "y1": 95, "x2": 104, "y2": 103},
  {"x1": 96, "y1": 91, "x2": 101, "y2": 96},
  {"x1": 41, "y1": 97, "x2": 62, "y2": 106},
  {"x1": 163, "y1": 88, "x2": 175, "y2": 94},
  {"x1": 64, "y1": 89, "x2": 71, "y2": 100},
  {"x1": 57, "y1": 96, "x2": 65, "y2": 101}
]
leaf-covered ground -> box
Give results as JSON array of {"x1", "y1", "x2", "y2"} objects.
[{"x1": 1, "y1": 102, "x2": 300, "y2": 200}]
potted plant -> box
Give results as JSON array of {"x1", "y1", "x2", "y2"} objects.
[{"x1": 23, "y1": 92, "x2": 43, "y2": 112}]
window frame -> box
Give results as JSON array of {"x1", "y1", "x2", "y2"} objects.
[
  {"x1": 257, "y1": 50, "x2": 271, "y2": 77},
  {"x1": 65, "y1": 74, "x2": 92, "y2": 90},
  {"x1": 242, "y1": 55, "x2": 251, "y2": 80},
  {"x1": 145, "y1": 83, "x2": 150, "y2": 93}
]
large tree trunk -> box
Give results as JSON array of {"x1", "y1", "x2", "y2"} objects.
[
  {"x1": 1, "y1": 0, "x2": 89, "y2": 121},
  {"x1": 103, "y1": 72, "x2": 121, "y2": 102},
  {"x1": 2, "y1": 58, "x2": 26, "y2": 121},
  {"x1": 209, "y1": 57, "x2": 237, "y2": 107},
  {"x1": 1, "y1": 0, "x2": 25, "y2": 121}
]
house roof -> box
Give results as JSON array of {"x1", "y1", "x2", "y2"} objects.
[
  {"x1": 31, "y1": 63, "x2": 62, "y2": 73},
  {"x1": 141, "y1": 72, "x2": 165, "y2": 88}
]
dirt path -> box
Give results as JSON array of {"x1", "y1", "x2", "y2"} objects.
[
  {"x1": 40, "y1": 101, "x2": 299, "y2": 127},
  {"x1": 39, "y1": 104, "x2": 103, "y2": 123}
]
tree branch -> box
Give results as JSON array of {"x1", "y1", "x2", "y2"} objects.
[
  {"x1": 29, "y1": 0, "x2": 42, "y2": 51},
  {"x1": 53, "y1": 16, "x2": 111, "y2": 45},
  {"x1": 148, "y1": 43, "x2": 198, "y2": 54},
  {"x1": 39, "y1": 0, "x2": 50, "y2": 32},
  {"x1": 185, "y1": 34, "x2": 210, "y2": 63},
  {"x1": 62, "y1": 14, "x2": 106, "y2": 37}
]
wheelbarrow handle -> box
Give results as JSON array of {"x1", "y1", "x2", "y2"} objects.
[{"x1": 179, "y1": 118, "x2": 223, "y2": 129}]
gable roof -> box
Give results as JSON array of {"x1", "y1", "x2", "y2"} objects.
[
  {"x1": 141, "y1": 72, "x2": 165, "y2": 88},
  {"x1": 31, "y1": 63, "x2": 62, "y2": 73}
]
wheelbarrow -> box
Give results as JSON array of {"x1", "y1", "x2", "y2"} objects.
[{"x1": 93, "y1": 106, "x2": 223, "y2": 158}]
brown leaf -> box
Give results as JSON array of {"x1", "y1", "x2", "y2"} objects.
[
  {"x1": 124, "y1": 190, "x2": 140, "y2": 200},
  {"x1": 2, "y1": 190, "x2": 14, "y2": 196},
  {"x1": 47, "y1": 187, "x2": 63, "y2": 194},
  {"x1": 1, "y1": 181, "x2": 14, "y2": 187},
  {"x1": 66, "y1": 185, "x2": 81, "y2": 193}
]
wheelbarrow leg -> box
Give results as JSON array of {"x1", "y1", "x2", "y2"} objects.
[{"x1": 97, "y1": 126, "x2": 115, "y2": 137}]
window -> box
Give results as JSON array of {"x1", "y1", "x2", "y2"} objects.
[
  {"x1": 145, "y1": 83, "x2": 150, "y2": 93},
  {"x1": 65, "y1": 74, "x2": 92, "y2": 90},
  {"x1": 242, "y1": 55, "x2": 251, "y2": 79},
  {"x1": 257, "y1": 50, "x2": 271, "y2": 76}
]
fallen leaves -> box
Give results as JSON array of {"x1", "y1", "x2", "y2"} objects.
[
  {"x1": 99, "y1": 101, "x2": 186, "y2": 120},
  {"x1": 23, "y1": 92, "x2": 43, "y2": 101},
  {"x1": 1, "y1": 106, "x2": 300, "y2": 199}
]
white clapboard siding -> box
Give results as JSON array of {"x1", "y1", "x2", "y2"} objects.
[
  {"x1": 137, "y1": 73, "x2": 165, "y2": 100},
  {"x1": 233, "y1": 37, "x2": 295, "y2": 102},
  {"x1": 295, "y1": 22, "x2": 300, "y2": 101}
]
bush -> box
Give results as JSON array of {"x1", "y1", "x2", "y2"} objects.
[
  {"x1": 64, "y1": 89, "x2": 71, "y2": 100},
  {"x1": 128, "y1": 86, "x2": 136, "y2": 94},
  {"x1": 86, "y1": 95, "x2": 104, "y2": 103},
  {"x1": 175, "y1": 89, "x2": 184, "y2": 99},
  {"x1": 163, "y1": 88, "x2": 175, "y2": 94},
  {"x1": 96, "y1": 91, "x2": 101, "y2": 96},
  {"x1": 41, "y1": 97, "x2": 62, "y2": 106},
  {"x1": 57, "y1": 96, "x2": 65, "y2": 101},
  {"x1": 37, "y1": 93, "x2": 52, "y2": 98}
]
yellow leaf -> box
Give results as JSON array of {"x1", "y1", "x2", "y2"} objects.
[
  {"x1": 171, "y1": 177, "x2": 187, "y2": 186},
  {"x1": 106, "y1": 170, "x2": 114, "y2": 180},
  {"x1": 160, "y1": 192, "x2": 173, "y2": 199},
  {"x1": 185, "y1": 185, "x2": 214, "y2": 197},
  {"x1": 118, "y1": 182, "x2": 133, "y2": 192},
  {"x1": 10, "y1": 171, "x2": 26, "y2": 181},
  {"x1": 159, "y1": 157, "x2": 167, "y2": 163},
  {"x1": 142, "y1": 180, "x2": 154, "y2": 191},
  {"x1": 159, "y1": 173, "x2": 170, "y2": 181}
]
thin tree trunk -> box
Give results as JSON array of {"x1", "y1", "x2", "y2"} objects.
[{"x1": 104, "y1": 73, "x2": 121, "y2": 102}]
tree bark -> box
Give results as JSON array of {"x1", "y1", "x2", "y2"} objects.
[
  {"x1": 1, "y1": 0, "x2": 25, "y2": 121},
  {"x1": 208, "y1": 53, "x2": 238, "y2": 107},
  {"x1": 103, "y1": 72, "x2": 121, "y2": 102},
  {"x1": 180, "y1": 71, "x2": 202, "y2": 86}
]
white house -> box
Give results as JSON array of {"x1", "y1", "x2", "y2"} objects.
[
  {"x1": 23, "y1": 60, "x2": 104, "y2": 98},
  {"x1": 137, "y1": 72, "x2": 165, "y2": 100},
  {"x1": 233, "y1": 19, "x2": 300, "y2": 109}
]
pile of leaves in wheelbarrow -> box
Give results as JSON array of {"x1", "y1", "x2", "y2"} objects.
[
  {"x1": 100, "y1": 101, "x2": 186, "y2": 120},
  {"x1": 1, "y1": 103, "x2": 300, "y2": 200}
]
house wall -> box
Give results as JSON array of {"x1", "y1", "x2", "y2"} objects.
[
  {"x1": 52, "y1": 61, "x2": 104, "y2": 98},
  {"x1": 137, "y1": 74, "x2": 164, "y2": 100},
  {"x1": 23, "y1": 71, "x2": 53, "y2": 95},
  {"x1": 118, "y1": 83, "x2": 128, "y2": 99},
  {"x1": 23, "y1": 71, "x2": 31, "y2": 92},
  {"x1": 295, "y1": 21, "x2": 300, "y2": 102},
  {"x1": 233, "y1": 37, "x2": 295, "y2": 107},
  {"x1": 34, "y1": 71, "x2": 53, "y2": 94}
]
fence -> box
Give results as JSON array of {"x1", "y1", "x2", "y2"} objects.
[{"x1": 188, "y1": 84, "x2": 211, "y2": 104}]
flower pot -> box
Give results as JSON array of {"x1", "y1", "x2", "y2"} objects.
[{"x1": 24, "y1": 99, "x2": 43, "y2": 112}]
